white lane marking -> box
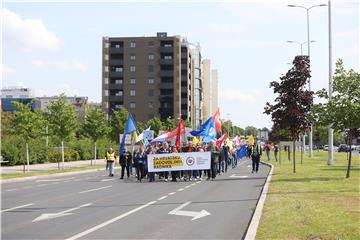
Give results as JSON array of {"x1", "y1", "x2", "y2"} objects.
[
  {"x1": 157, "y1": 196, "x2": 168, "y2": 201},
  {"x1": 74, "y1": 179, "x2": 81, "y2": 181},
  {"x1": 229, "y1": 174, "x2": 248, "y2": 178},
  {"x1": 190, "y1": 183, "x2": 196, "y2": 186},
  {"x1": 65, "y1": 201, "x2": 157, "y2": 240},
  {"x1": 36, "y1": 177, "x2": 75, "y2": 182},
  {"x1": 101, "y1": 179, "x2": 115, "y2": 182},
  {"x1": 247, "y1": 165, "x2": 252, "y2": 168},
  {"x1": 177, "y1": 188, "x2": 184, "y2": 192},
  {"x1": 79, "y1": 186, "x2": 112, "y2": 194},
  {"x1": 168, "y1": 192, "x2": 176, "y2": 195},
  {"x1": 168, "y1": 201, "x2": 211, "y2": 220},
  {"x1": 37, "y1": 184, "x2": 47, "y2": 187},
  {"x1": 5, "y1": 188, "x2": 17, "y2": 192},
  {"x1": 32, "y1": 203, "x2": 92, "y2": 222},
  {"x1": 51, "y1": 182, "x2": 59, "y2": 185},
  {"x1": 63, "y1": 180, "x2": 72, "y2": 183},
  {"x1": 184, "y1": 185, "x2": 191, "y2": 189},
  {"x1": 2, "y1": 203, "x2": 34, "y2": 213}
]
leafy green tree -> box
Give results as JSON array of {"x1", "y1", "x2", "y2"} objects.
[
  {"x1": 82, "y1": 107, "x2": 110, "y2": 165},
  {"x1": 110, "y1": 107, "x2": 128, "y2": 143},
  {"x1": 245, "y1": 126, "x2": 258, "y2": 137},
  {"x1": 10, "y1": 101, "x2": 44, "y2": 172},
  {"x1": 313, "y1": 125, "x2": 344, "y2": 146},
  {"x1": 265, "y1": 55, "x2": 313, "y2": 173},
  {"x1": 163, "y1": 117, "x2": 177, "y2": 130},
  {"x1": 315, "y1": 59, "x2": 360, "y2": 178},
  {"x1": 147, "y1": 117, "x2": 163, "y2": 136},
  {"x1": 47, "y1": 95, "x2": 78, "y2": 169}
]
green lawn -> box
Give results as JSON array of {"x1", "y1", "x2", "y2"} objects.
[
  {"x1": 256, "y1": 151, "x2": 360, "y2": 240},
  {"x1": 0, "y1": 165, "x2": 105, "y2": 180}
]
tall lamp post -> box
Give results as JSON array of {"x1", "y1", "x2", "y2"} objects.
[
  {"x1": 327, "y1": 0, "x2": 333, "y2": 165},
  {"x1": 286, "y1": 40, "x2": 316, "y2": 55},
  {"x1": 288, "y1": 3, "x2": 327, "y2": 158}
]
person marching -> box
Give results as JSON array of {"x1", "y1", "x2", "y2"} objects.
[
  {"x1": 250, "y1": 140, "x2": 262, "y2": 173},
  {"x1": 157, "y1": 142, "x2": 170, "y2": 182},
  {"x1": 265, "y1": 142, "x2": 271, "y2": 161},
  {"x1": 105, "y1": 148, "x2": 116, "y2": 177},
  {"x1": 134, "y1": 142, "x2": 146, "y2": 182},
  {"x1": 120, "y1": 146, "x2": 132, "y2": 179},
  {"x1": 274, "y1": 143, "x2": 279, "y2": 162},
  {"x1": 207, "y1": 140, "x2": 220, "y2": 180}
]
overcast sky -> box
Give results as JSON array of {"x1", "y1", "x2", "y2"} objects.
[{"x1": 1, "y1": 0, "x2": 359, "y2": 129}]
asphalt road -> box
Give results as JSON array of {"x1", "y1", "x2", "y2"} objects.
[{"x1": 2, "y1": 159, "x2": 270, "y2": 240}]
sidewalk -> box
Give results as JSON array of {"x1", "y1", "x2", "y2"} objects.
[{"x1": 0, "y1": 159, "x2": 106, "y2": 174}]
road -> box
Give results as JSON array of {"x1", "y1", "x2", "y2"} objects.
[{"x1": 2, "y1": 159, "x2": 270, "y2": 240}]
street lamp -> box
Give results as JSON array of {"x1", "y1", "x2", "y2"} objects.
[
  {"x1": 288, "y1": 3, "x2": 327, "y2": 158},
  {"x1": 286, "y1": 40, "x2": 316, "y2": 55}
]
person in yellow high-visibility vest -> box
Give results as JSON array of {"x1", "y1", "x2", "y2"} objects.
[
  {"x1": 105, "y1": 148, "x2": 116, "y2": 177},
  {"x1": 250, "y1": 141, "x2": 262, "y2": 173}
]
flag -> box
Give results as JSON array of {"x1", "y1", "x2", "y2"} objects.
[
  {"x1": 120, "y1": 113, "x2": 137, "y2": 155},
  {"x1": 248, "y1": 135, "x2": 255, "y2": 146},
  {"x1": 136, "y1": 127, "x2": 151, "y2": 143},
  {"x1": 212, "y1": 107, "x2": 222, "y2": 133},
  {"x1": 151, "y1": 130, "x2": 169, "y2": 143},
  {"x1": 190, "y1": 117, "x2": 213, "y2": 136},
  {"x1": 202, "y1": 119, "x2": 217, "y2": 144},
  {"x1": 192, "y1": 136, "x2": 199, "y2": 145},
  {"x1": 216, "y1": 132, "x2": 228, "y2": 147},
  {"x1": 166, "y1": 119, "x2": 185, "y2": 150},
  {"x1": 237, "y1": 145, "x2": 248, "y2": 159}
]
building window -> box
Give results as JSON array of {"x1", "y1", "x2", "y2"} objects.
[
  {"x1": 105, "y1": 102, "x2": 109, "y2": 108},
  {"x1": 130, "y1": 54, "x2": 136, "y2": 60},
  {"x1": 104, "y1": 78, "x2": 109, "y2": 84},
  {"x1": 105, "y1": 66, "x2": 109, "y2": 72},
  {"x1": 105, "y1": 54, "x2": 109, "y2": 60},
  {"x1": 148, "y1": 102, "x2": 154, "y2": 109},
  {"x1": 115, "y1": 44, "x2": 121, "y2": 48},
  {"x1": 164, "y1": 55, "x2": 172, "y2": 60},
  {"x1": 130, "y1": 41, "x2": 136, "y2": 48},
  {"x1": 130, "y1": 90, "x2": 136, "y2": 96},
  {"x1": 105, "y1": 42, "x2": 109, "y2": 48},
  {"x1": 115, "y1": 79, "x2": 123, "y2": 84},
  {"x1": 115, "y1": 91, "x2": 123, "y2": 96},
  {"x1": 130, "y1": 102, "x2": 136, "y2": 109},
  {"x1": 164, "y1": 43, "x2": 172, "y2": 47},
  {"x1": 148, "y1": 41, "x2": 154, "y2": 47},
  {"x1": 130, "y1": 78, "x2": 136, "y2": 84},
  {"x1": 115, "y1": 104, "x2": 121, "y2": 109},
  {"x1": 148, "y1": 78, "x2": 155, "y2": 84},
  {"x1": 130, "y1": 66, "x2": 136, "y2": 72},
  {"x1": 148, "y1": 89, "x2": 154, "y2": 97},
  {"x1": 148, "y1": 65, "x2": 154, "y2": 72},
  {"x1": 104, "y1": 90, "x2": 109, "y2": 96},
  {"x1": 148, "y1": 53, "x2": 155, "y2": 60},
  {"x1": 115, "y1": 67, "x2": 123, "y2": 72}
]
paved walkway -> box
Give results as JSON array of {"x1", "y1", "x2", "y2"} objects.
[{"x1": 0, "y1": 159, "x2": 106, "y2": 174}]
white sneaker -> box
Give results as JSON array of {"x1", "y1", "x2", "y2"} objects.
[{"x1": 164, "y1": 179, "x2": 168, "y2": 182}]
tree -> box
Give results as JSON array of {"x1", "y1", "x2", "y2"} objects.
[
  {"x1": 313, "y1": 125, "x2": 344, "y2": 146},
  {"x1": 47, "y1": 95, "x2": 78, "y2": 169},
  {"x1": 147, "y1": 117, "x2": 163, "y2": 136},
  {"x1": 315, "y1": 59, "x2": 360, "y2": 178},
  {"x1": 110, "y1": 107, "x2": 128, "y2": 143},
  {"x1": 265, "y1": 55, "x2": 313, "y2": 173},
  {"x1": 245, "y1": 126, "x2": 257, "y2": 136},
  {"x1": 163, "y1": 116, "x2": 177, "y2": 130},
  {"x1": 10, "y1": 101, "x2": 44, "y2": 172},
  {"x1": 82, "y1": 107, "x2": 110, "y2": 166}
]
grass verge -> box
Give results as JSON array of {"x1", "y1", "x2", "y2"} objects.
[
  {"x1": 256, "y1": 151, "x2": 360, "y2": 240},
  {"x1": 0, "y1": 165, "x2": 104, "y2": 180}
]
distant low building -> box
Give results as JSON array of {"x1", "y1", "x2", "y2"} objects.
[{"x1": 1, "y1": 87, "x2": 35, "y2": 112}]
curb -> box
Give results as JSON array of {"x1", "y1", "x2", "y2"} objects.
[
  {"x1": 0, "y1": 167, "x2": 113, "y2": 183},
  {"x1": 244, "y1": 161, "x2": 274, "y2": 240}
]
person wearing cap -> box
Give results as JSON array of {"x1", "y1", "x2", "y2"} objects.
[
  {"x1": 250, "y1": 140, "x2": 262, "y2": 173},
  {"x1": 105, "y1": 148, "x2": 116, "y2": 177}
]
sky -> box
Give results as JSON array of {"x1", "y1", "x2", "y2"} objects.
[{"x1": 1, "y1": 0, "x2": 359, "y2": 129}]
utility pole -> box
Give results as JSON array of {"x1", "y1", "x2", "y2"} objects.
[{"x1": 327, "y1": 0, "x2": 334, "y2": 165}]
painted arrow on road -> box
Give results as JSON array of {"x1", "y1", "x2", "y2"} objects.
[
  {"x1": 168, "y1": 201, "x2": 210, "y2": 220},
  {"x1": 229, "y1": 174, "x2": 248, "y2": 178},
  {"x1": 32, "y1": 203, "x2": 92, "y2": 222}
]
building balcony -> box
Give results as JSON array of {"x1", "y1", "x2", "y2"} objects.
[
  {"x1": 109, "y1": 95, "x2": 123, "y2": 102},
  {"x1": 160, "y1": 70, "x2": 174, "y2": 77},
  {"x1": 109, "y1": 71, "x2": 123, "y2": 78},
  {"x1": 159, "y1": 47, "x2": 173, "y2": 53},
  {"x1": 159, "y1": 59, "x2": 174, "y2": 65},
  {"x1": 159, "y1": 95, "x2": 173, "y2": 101},
  {"x1": 109, "y1": 59, "x2": 123, "y2": 65},
  {"x1": 109, "y1": 47, "x2": 124, "y2": 54},
  {"x1": 108, "y1": 84, "x2": 122, "y2": 90}
]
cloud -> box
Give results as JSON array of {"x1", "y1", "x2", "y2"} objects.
[
  {"x1": 2, "y1": 8, "x2": 62, "y2": 51},
  {"x1": 219, "y1": 89, "x2": 259, "y2": 104},
  {"x1": 31, "y1": 59, "x2": 87, "y2": 72},
  {"x1": 1, "y1": 65, "x2": 16, "y2": 76}
]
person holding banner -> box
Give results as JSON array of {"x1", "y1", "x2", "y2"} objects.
[
  {"x1": 146, "y1": 145, "x2": 156, "y2": 182},
  {"x1": 207, "y1": 140, "x2": 220, "y2": 180},
  {"x1": 157, "y1": 142, "x2": 170, "y2": 182},
  {"x1": 134, "y1": 142, "x2": 146, "y2": 182},
  {"x1": 119, "y1": 146, "x2": 132, "y2": 179}
]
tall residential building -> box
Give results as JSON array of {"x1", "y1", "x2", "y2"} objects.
[
  {"x1": 102, "y1": 32, "x2": 202, "y2": 127},
  {"x1": 202, "y1": 59, "x2": 218, "y2": 121}
]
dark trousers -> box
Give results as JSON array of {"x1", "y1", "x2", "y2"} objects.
[
  {"x1": 171, "y1": 171, "x2": 179, "y2": 181},
  {"x1": 207, "y1": 162, "x2": 217, "y2": 179},
  {"x1": 136, "y1": 164, "x2": 144, "y2": 181},
  {"x1": 121, "y1": 164, "x2": 130, "y2": 178},
  {"x1": 252, "y1": 157, "x2": 260, "y2": 172},
  {"x1": 159, "y1": 171, "x2": 169, "y2": 179}
]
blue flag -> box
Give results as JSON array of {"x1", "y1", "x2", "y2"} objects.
[
  {"x1": 120, "y1": 113, "x2": 137, "y2": 155},
  {"x1": 191, "y1": 117, "x2": 213, "y2": 136},
  {"x1": 201, "y1": 118, "x2": 217, "y2": 144},
  {"x1": 237, "y1": 145, "x2": 248, "y2": 159}
]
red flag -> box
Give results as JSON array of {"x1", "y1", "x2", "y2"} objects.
[
  {"x1": 175, "y1": 119, "x2": 185, "y2": 150},
  {"x1": 166, "y1": 119, "x2": 185, "y2": 142},
  {"x1": 212, "y1": 107, "x2": 222, "y2": 133},
  {"x1": 216, "y1": 132, "x2": 228, "y2": 147}
]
